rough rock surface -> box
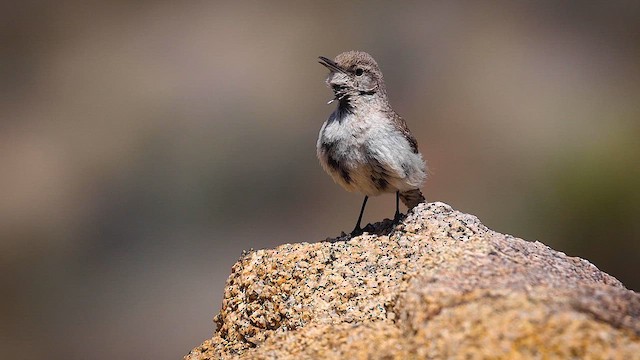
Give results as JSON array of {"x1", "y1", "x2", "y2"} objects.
[{"x1": 185, "y1": 202, "x2": 640, "y2": 359}]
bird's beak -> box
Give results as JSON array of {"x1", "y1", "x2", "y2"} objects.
[{"x1": 318, "y1": 56, "x2": 346, "y2": 73}]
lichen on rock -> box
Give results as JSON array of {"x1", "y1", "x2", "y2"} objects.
[{"x1": 185, "y1": 202, "x2": 640, "y2": 359}]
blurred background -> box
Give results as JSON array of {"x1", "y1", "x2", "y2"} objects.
[{"x1": 1, "y1": 1, "x2": 639, "y2": 359}]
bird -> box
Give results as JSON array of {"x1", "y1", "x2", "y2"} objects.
[{"x1": 316, "y1": 51, "x2": 427, "y2": 237}]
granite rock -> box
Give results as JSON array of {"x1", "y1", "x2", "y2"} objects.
[{"x1": 185, "y1": 202, "x2": 640, "y2": 359}]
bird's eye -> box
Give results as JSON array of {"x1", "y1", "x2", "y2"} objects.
[{"x1": 355, "y1": 68, "x2": 364, "y2": 76}]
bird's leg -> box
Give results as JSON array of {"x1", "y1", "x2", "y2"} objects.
[
  {"x1": 351, "y1": 196, "x2": 369, "y2": 237},
  {"x1": 393, "y1": 191, "x2": 402, "y2": 223}
]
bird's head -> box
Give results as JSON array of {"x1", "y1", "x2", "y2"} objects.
[{"x1": 319, "y1": 51, "x2": 386, "y2": 103}]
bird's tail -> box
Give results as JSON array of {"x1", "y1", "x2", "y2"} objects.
[{"x1": 399, "y1": 189, "x2": 426, "y2": 210}]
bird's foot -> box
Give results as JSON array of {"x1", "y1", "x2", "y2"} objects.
[
  {"x1": 350, "y1": 223, "x2": 376, "y2": 238},
  {"x1": 350, "y1": 227, "x2": 364, "y2": 238},
  {"x1": 393, "y1": 211, "x2": 405, "y2": 224}
]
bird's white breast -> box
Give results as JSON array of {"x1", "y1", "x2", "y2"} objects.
[{"x1": 317, "y1": 109, "x2": 426, "y2": 196}]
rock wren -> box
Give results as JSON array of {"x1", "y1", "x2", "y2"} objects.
[{"x1": 317, "y1": 51, "x2": 427, "y2": 236}]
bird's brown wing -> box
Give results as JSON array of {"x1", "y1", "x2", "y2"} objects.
[{"x1": 391, "y1": 111, "x2": 419, "y2": 154}]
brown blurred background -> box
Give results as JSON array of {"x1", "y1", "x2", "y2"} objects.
[{"x1": 1, "y1": 1, "x2": 639, "y2": 359}]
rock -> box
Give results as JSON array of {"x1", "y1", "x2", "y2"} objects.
[{"x1": 185, "y1": 202, "x2": 640, "y2": 359}]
